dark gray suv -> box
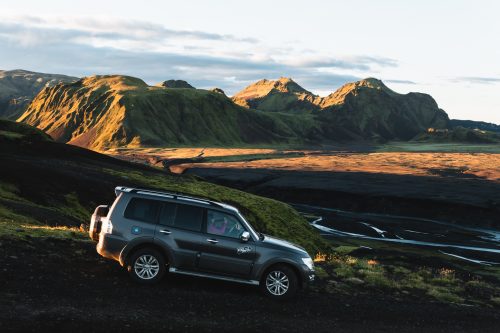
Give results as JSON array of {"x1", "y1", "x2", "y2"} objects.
[{"x1": 89, "y1": 186, "x2": 315, "y2": 299}]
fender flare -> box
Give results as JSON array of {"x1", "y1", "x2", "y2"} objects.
[
  {"x1": 119, "y1": 237, "x2": 173, "y2": 267},
  {"x1": 256, "y1": 258, "x2": 304, "y2": 283}
]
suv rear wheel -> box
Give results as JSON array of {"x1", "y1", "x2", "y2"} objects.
[
  {"x1": 261, "y1": 264, "x2": 298, "y2": 300},
  {"x1": 127, "y1": 248, "x2": 166, "y2": 284}
]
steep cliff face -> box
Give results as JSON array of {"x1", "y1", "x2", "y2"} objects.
[{"x1": 0, "y1": 70, "x2": 77, "y2": 120}]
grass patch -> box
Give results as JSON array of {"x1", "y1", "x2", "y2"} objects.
[
  {"x1": 314, "y1": 242, "x2": 500, "y2": 306},
  {"x1": 0, "y1": 205, "x2": 86, "y2": 240}
]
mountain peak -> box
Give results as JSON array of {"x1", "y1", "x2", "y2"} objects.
[
  {"x1": 157, "y1": 79, "x2": 195, "y2": 89},
  {"x1": 232, "y1": 77, "x2": 315, "y2": 111},
  {"x1": 355, "y1": 77, "x2": 392, "y2": 91},
  {"x1": 320, "y1": 77, "x2": 396, "y2": 107},
  {"x1": 80, "y1": 75, "x2": 148, "y2": 91}
]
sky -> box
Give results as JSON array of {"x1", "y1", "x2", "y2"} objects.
[{"x1": 0, "y1": 0, "x2": 499, "y2": 123}]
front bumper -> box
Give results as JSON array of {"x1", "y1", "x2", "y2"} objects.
[{"x1": 299, "y1": 264, "x2": 316, "y2": 287}]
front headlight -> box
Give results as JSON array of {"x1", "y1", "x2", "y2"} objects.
[{"x1": 301, "y1": 257, "x2": 314, "y2": 271}]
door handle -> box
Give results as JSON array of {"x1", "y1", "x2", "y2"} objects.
[
  {"x1": 159, "y1": 229, "x2": 172, "y2": 235},
  {"x1": 207, "y1": 238, "x2": 218, "y2": 244}
]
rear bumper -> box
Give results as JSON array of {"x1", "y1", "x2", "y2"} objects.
[{"x1": 96, "y1": 233, "x2": 127, "y2": 263}]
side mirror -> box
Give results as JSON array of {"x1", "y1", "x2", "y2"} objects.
[{"x1": 240, "y1": 231, "x2": 250, "y2": 242}]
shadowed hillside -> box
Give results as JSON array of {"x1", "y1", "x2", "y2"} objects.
[
  {"x1": 0, "y1": 120, "x2": 326, "y2": 253},
  {"x1": 0, "y1": 69, "x2": 77, "y2": 120}
]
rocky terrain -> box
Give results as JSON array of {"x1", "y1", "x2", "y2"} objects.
[{"x1": 0, "y1": 69, "x2": 77, "y2": 120}]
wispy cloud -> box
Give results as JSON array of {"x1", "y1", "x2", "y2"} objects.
[
  {"x1": 452, "y1": 76, "x2": 500, "y2": 85},
  {"x1": 385, "y1": 79, "x2": 417, "y2": 84},
  {"x1": 0, "y1": 15, "x2": 399, "y2": 95}
]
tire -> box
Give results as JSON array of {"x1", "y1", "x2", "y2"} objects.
[
  {"x1": 260, "y1": 264, "x2": 299, "y2": 300},
  {"x1": 127, "y1": 248, "x2": 166, "y2": 284}
]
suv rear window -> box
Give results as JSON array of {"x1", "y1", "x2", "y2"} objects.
[
  {"x1": 124, "y1": 198, "x2": 160, "y2": 224},
  {"x1": 173, "y1": 204, "x2": 203, "y2": 232}
]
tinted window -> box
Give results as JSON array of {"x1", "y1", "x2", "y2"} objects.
[
  {"x1": 173, "y1": 204, "x2": 203, "y2": 232},
  {"x1": 206, "y1": 210, "x2": 245, "y2": 239},
  {"x1": 159, "y1": 202, "x2": 177, "y2": 226},
  {"x1": 124, "y1": 198, "x2": 160, "y2": 224}
]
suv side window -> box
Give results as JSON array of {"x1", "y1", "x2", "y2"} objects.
[
  {"x1": 124, "y1": 198, "x2": 160, "y2": 224},
  {"x1": 206, "y1": 209, "x2": 246, "y2": 239},
  {"x1": 159, "y1": 202, "x2": 177, "y2": 226},
  {"x1": 172, "y1": 204, "x2": 204, "y2": 232}
]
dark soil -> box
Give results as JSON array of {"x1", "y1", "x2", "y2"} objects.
[{"x1": 1, "y1": 237, "x2": 499, "y2": 332}]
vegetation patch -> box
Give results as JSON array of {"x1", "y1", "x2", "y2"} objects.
[{"x1": 312, "y1": 244, "x2": 500, "y2": 307}]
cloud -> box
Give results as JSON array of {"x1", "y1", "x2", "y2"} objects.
[
  {"x1": 1, "y1": 15, "x2": 258, "y2": 44},
  {"x1": 286, "y1": 55, "x2": 398, "y2": 71},
  {"x1": 0, "y1": 15, "x2": 398, "y2": 95},
  {"x1": 385, "y1": 79, "x2": 417, "y2": 84},
  {"x1": 453, "y1": 76, "x2": 500, "y2": 85}
]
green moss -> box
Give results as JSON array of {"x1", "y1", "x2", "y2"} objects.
[
  {"x1": 333, "y1": 246, "x2": 358, "y2": 255},
  {"x1": 0, "y1": 119, "x2": 52, "y2": 142},
  {"x1": 61, "y1": 193, "x2": 92, "y2": 222},
  {"x1": 491, "y1": 297, "x2": 500, "y2": 306},
  {"x1": 0, "y1": 205, "x2": 85, "y2": 240},
  {"x1": 427, "y1": 287, "x2": 464, "y2": 304},
  {"x1": 0, "y1": 182, "x2": 25, "y2": 201},
  {"x1": 362, "y1": 271, "x2": 396, "y2": 289}
]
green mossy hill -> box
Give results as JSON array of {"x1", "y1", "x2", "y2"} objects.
[
  {"x1": 0, "y1": 123, "x2": 328, "y2": 254},
  {"x1": 0, "y1": 69, "x2": 77, "y2": 120},
  {"x1": 450, "y1": 119, "x2": 500, "y2": 133},
  {"x1": 234, "y1": 77, "x2": 450, "y2": 141},
  {"x1": 413, "y1": 126, "x2": 500, "y2": 143},
  {"x1": 0, "y1": 119, "x2": 52, "y2": 142},
  {"x1": 18, "y1": 74, "x2": 454, "y2": 148},
  {"x1": 18, "y1": 75, "x2": 319, "y2": 150},
  {"x1": 318, "y1": 78, "x2": 450, "y2": 141}
]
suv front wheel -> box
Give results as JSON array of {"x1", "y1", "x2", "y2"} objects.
[
  {"x1": 127, "y1": 248, "x2": 166, "y2": 284},
  {"x1": 261, "y1": 264, "x2": 298, "y2": 300}
]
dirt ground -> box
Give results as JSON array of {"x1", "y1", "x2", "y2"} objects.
[
  {"x1": 177, "y1": 152, "x2": 500, "y2": 181},
  {"x1": 105, "y1": 147, "x2": 500, "y2": 182},
  {"x1": 1, "y1": 237, "x2": 499, "y2": 333}
]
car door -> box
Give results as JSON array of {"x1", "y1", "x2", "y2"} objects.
[
  {"x1": 198, "y1": 209, "x2": 256, "y2": 278},
  {"x1": 154, "y1": 202, "x2": 205, "y2": 271}
]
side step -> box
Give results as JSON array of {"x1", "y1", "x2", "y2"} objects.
[{"x1": 169, "y1": 267, "x2": 260, "y2": 286}]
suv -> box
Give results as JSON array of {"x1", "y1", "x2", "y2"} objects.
[{"x1": 89, "y1": 186, "x2": 315, "y2": 299}]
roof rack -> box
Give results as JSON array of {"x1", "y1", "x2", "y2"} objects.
[{"x1": 114, "y1": 186, "x2": 238, "y2": 211}]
